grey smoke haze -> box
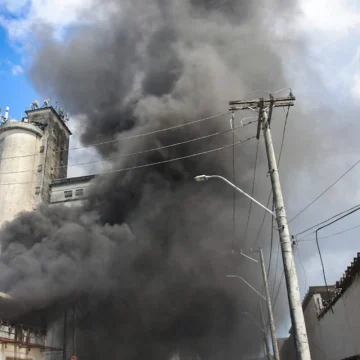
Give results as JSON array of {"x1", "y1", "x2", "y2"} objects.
[{"x1": 0, "y1": 0, "x2": 310, "y2": 359}]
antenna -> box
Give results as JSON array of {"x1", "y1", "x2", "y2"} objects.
[
  {"x1": 31, "y1": 101, "x2": 40, "y2": 110},
  {"x1": 43, "y1": 98, "x2": 51, "y2": 107},
  {"x1": 3, "y1": 106, "x2": 10, "y2": 124}
]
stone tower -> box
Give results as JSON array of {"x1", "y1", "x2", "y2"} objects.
[{"x1": 0, "y1": 106, "x2": 72, "y2": 232}]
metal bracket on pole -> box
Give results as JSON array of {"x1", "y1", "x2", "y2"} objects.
[
  {"x1": 267, "y1": 95, "x2": 275, "y2": 126},
  {"x1": 256, "y1": 99, "x2": 264, "y2": 139}
]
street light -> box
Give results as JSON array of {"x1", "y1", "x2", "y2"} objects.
[
  {"x1": 226, "y1": 275, "x2": 266, "y2": 301},
  {"x1": 242, "y1": 310, "x2": 272, "y2": 360},
  {"x1": 194, "y1": 175, "x2": 275, "y2": 217},
  {"x1": 226, "y1": 249, "x2": 280, "y2": 360}
]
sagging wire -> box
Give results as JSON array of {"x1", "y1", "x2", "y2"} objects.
[{"x1": 314, "y1": 206, "x2": 360, "y2": 314}]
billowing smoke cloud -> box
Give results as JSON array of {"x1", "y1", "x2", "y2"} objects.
[{"x1": 0, "y1": 0, "x2": 305, "y2": 359}]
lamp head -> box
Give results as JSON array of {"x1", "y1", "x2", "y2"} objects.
[{"x1": 194, "y1": 175, "x2": 208, "y2": 182}]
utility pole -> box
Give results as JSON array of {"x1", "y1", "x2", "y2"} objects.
[
  {"x1": 229, "y1": 94, "x2": 311, "y2": 360},
  {"x1": 260, "y1": 301, "x2": 272, "y2": 360},
  {"x1": 254, "y1": 248, "x2": 280, "y2": 360},
  {"x1": 63, "y1": 309, "x2": 68, "y2": 360}
]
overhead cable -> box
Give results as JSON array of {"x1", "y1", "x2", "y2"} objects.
[
  {"x1": 273, "y1": 270, "x2": 284, "y2": 309},
  {"x1": 49, "y1": 136, "x2": 257, "y2": 188},
  {"x1": 289, "y1": 158, "x2": 360, "y2": 224},
  {"x1": 294, "y1": 203, "x2": 360, "y2": 238},
  {"x1": 0, "y1": 119, "x2": 258, "y2": 176},
  {"x1": 0, "y1": 111, "x2": 232, "y2": 161},
  {"x1": 243, "y1": 138, "x2": 260, "y2": 248},
  {"x1": 315, "y1": 206, "x2": 360, "y2": 313}
]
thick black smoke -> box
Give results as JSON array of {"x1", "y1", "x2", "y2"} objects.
[{"x1": 0, "y1": 0, "x2": 304, "y2": 359}]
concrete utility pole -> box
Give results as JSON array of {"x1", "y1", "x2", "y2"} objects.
[
  {"x1": 260, "y1": 302, "x2": 272, "y2": 360},
  {"x1": 227, "y1": 248, "x2": 278, "y2": 360},
  {"x1": 256, "y1": 248, "x2": 280, "y2": 360},
  {"x1": 229, "y1": 94, "x2": 311, "y2": 360}
]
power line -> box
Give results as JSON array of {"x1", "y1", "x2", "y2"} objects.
[
  {"x1": 271, "y1": 242, "x2": 281, "y2": 301},
  {"x1": 243, "y1": 138, "x2": 260, "y2": 248},
  {"x1": 289, "y1": 157, "x2": 360, "y2": 224},
  {"x1": 0, "y1": 120, "x2": 259, "y2": 176},
  {"x1": 0, "y1": 136, "x2": 256, "y2": 187},
  {"x1": 49, "y1": 136, "x2": 257, "y2": 189},
  {"x1": 0, "y1": 111, "x2": 232, "y2": 161},
  {"x1": 273, "y1": 270, "x2": 284, "y2": 309},
  {"x1": 315, "y1": 206, "x2": 360, "y2": 311},
  {"x1": 232, "y1": 113, "x2": 236, "y2": 250},
  {"x1": 297, "y1": 223, "x2": 360, "y2": 243},
  {"x1": 277, "y1": 106, "x2": 290, "y2": 165},
  {"x1": 294, "y1": 203, "x2": 360, "y2": 239},
  {"x1": 295, "y1": 244, "x2": 308, "y2": 292},
  {"x1": 267, "y1": 201, "x2": 274, "y2": 278},
  {"x1": 57, "y1": 121, "x2": 257, "y2": 169},
  {"x1": 318, "y1": 223, "x2": 360, "y2": 240}
]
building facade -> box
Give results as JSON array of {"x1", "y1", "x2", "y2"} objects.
[
  {"x1": 0, "y1": 106, "x2": 95, "y2": 231},
  {"x1": 279, "y1": 253, "x2": 360, "y2": 360},
  {"x1": 0, "y1": 105, "x2": 96, "y2": 360}
]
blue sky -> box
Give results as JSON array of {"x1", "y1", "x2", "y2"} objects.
[{"x1": 0, "y1": 26, "x2": 39, "y2": 120}]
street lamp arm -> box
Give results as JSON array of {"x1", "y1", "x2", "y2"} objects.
[
  {"x1": 194, "y1": 175, "x2": 275, "y2": 217},
  {"x1": 226, "y1": 275, "x2": 266, "y2": 301},
  {"x1": 242, "y1": 312, "x2": 266, "y2": 334}
]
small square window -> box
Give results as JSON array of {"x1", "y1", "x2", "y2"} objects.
[
  {"x1": 39, "y1": 146, "x2": 45, "y2": 153},
  {"x1": 75, "y1": 189, "x2": 84, "y2": 197},
  {"x1": 37, "y1": 165, "x2": 43, "y2": 172},
  {"x1": 35, "y1": 187, "x2": 40, "y2": 195},
  {"x1": 64, "y1": 190, "x2": 73, "y2": 198}
]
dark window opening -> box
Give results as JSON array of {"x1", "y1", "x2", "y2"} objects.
[
  {"x1": 39, "y1": 145, "x2": 45, "y2": 153},
  {"x1": 37, "y1": 164, "x2": 43, "y2": 172},
  {"x1": 64, "y1": 190, "x2": 73, "y2": 198},
  {"x1": 75, "y1": 189, "x2": 84, "y2": 197},
  {"x1": 35, "y1": 187, "x2": 40, "y2": 195}
]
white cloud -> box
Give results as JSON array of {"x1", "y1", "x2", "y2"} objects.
[
  {"x1": 351, "y1": 72, "x2": 360, "y2": 100},
  {"x1": 299, "y1": 0, "x2": 360, "y2": 34},
  {"x1": 0, "y1": 0, "x2": 94, "y2": 42},
  {"x1": 11, "y1": 64, "x2": 24, "y2": 75}
]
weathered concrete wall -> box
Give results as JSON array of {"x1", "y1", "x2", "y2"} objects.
[
  {"x1": 280, "y1": 276, "x2": 360, "y2": 360},
  {"x1": 26, "y1": 107, "x2": 71, "y2": 204},
  {"x1": 312, "y1": 275, "x2": 360, "y2": 360},
  {"x1": 0, "y1": 122, "x2": 43, "y2": 231},
  {"x1": 49, "y1": 175, "x2": 95, "y2": 205}
]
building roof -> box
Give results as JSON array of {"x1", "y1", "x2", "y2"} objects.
[
  {"x1": 51, "y1": 174, "x2": 97, "y2": 186},
  {"x1": 302, "y1": 285, "x2": 336, "y2": 311},
  {"x1": 336, "y1": 252, "x2": 360, "y2": 293},
  {"x1": 25, "y1": 106, "x2": 72, "y2": 135},
  {"x1": 318, "y1": 252, "x2": 360, "y2": 318}
]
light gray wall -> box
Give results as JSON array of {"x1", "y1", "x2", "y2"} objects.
[{"x1": 280, "y1": 276, "x2": 360, "y2": 360}]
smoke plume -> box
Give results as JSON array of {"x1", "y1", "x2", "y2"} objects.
[{"x1": 0, "y1": 0, "x2": 305, "y2": 359}]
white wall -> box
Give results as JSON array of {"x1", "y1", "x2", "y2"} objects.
[
  {"x1": 0, "y1": 123, "x2": 44, "y2": 231},
  {"x1": 309, "y1": 276, "x2": 360, "y2": 360},
  {"x1": 281, "y1": 276, "x2": 360, "y2": 360},
  {"x1": 50, "y1": 180, "x2": 92, "y2": 205}
]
